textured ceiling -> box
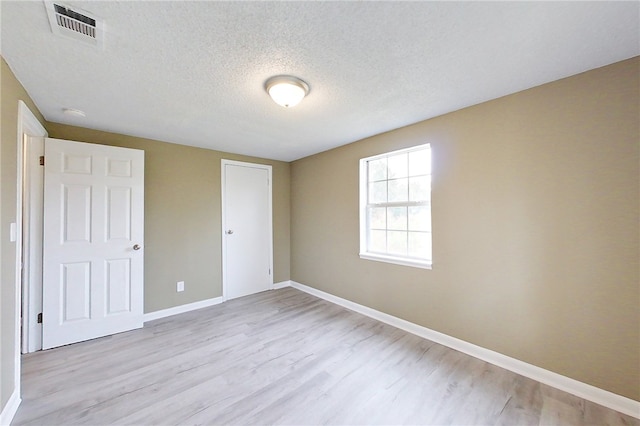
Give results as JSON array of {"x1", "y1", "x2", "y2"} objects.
[{"x1": 1, "y1": 1, "x2": 638, "y2": 161}]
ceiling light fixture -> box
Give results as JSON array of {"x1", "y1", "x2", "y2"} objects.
[{"x1": 265, "y1": 75, "x2": 309, "y2": 108}]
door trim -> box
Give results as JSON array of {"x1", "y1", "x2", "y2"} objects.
[
  {"x1": 220, "y1": 159, "x2": 273, "y2": 301},
  {"x1": 21, "y1": 136, "x2": 45, "y2": 353},
  {"x1": 15, "y1": 101, "x2": 47, "y2": 401}
]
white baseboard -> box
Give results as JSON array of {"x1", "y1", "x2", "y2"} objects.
[
  {"x1": 143, "y1": 282, "x2": 293, "y2": 322},
  {"x1": 0, "y1": 389, "x2": 21, "y2": 426},
  {"x1": 273, "y1": 280, "x2": 292, "y2": 290},
  {"x1": 284, "y1": 280, "x2": 640, "y2": 419},
  {"x1": 143, "y1": 296, "x2": 224, "y2": 323}
]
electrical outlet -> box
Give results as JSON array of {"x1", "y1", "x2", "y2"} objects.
[{"x1": 177, "y1": 281, "x2": 185, "y2": 292}]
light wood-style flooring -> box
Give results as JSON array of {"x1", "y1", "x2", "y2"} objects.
[{"x1": 13, "y1": 288, "x2": 639, "y2": 425}]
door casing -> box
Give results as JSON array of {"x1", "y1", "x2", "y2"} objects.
[
  {"x1": 18, "y1": 102, "x2": 48, "y2": 356},
  {"x1": 21, "y1": 135, "x2": 45, "y2": 353}
]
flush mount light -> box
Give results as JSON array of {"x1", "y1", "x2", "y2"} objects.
[
  {"x1": 265, "y1": 75, "x2": 310, "y2": 108},
  {"x1": 63, "y1": 107, "x2": 86, "y2": 118}
]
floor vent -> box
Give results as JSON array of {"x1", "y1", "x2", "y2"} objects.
[{"x1": 45, "y1": 2, "x2": 104, "y2": 48}]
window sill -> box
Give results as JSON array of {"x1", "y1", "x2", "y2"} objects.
[{"x1": 359, "y1": 253, "x2": 432, "y2": 270}]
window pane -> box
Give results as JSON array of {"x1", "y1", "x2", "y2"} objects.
[
  {"x1": 369, "y1": 180, "x2": 387, "y2": 203},
  {"x1": 408, "y1": 206, "x2": 431, "y2": 232},
  {"x1": 387, "y1": 207, "x2": 407, "y2": 230},
  {"x1": 409, "y1": 148, "x2": 430, "y2": 176},
  {"x1": 388, "y1": 231, "x2": 408, "y2": 255},
  {"x1": 369, "y1": 230, "x2": 386, "y2": 253},
  {"x1": 388, "y1": 178, "x2": 408, "y2": 202},
  {"x1": 369, "y1": 207, "x2": 386, "y2": 229},
  {"x1": 361, "y1": 144, "x2": 432, "y2": 267},
  {"x1": 368, "y1": 158, "x2": 387, "y2": 181},
  {"x1": 387, "y1": 153, "x2": 408, "y2": 179},
  {"x1": 408, "y1": 232, "x2": 431, "y2": 259},
  {"x1": 409, "y1": 175, "x2": 430, "y2": 202}
]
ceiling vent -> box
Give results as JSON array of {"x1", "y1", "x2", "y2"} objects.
[{"x1": 45, "y1": 2, "x2": 104, "y2": 48}]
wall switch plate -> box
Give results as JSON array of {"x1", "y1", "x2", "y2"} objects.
[{"x1": 177, "y1": 281, "x2": 185, "y2": 292}]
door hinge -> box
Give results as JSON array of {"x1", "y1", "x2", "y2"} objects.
[
  {"x1": 269, "y1": 268, "x2": 271, "y2": 275},
  {"x1": 37, "y1": 313, "x2": 43, "y2": 323},
  {"x1": 39, "y1": 156, "x2": 45, "y2": 166}
]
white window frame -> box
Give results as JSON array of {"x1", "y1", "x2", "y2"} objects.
[{"x1": 359, "y1": 143, "x2": 432, "y2": 269}]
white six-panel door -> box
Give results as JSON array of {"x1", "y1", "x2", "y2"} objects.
[
  {"x1": 42, "y1": 138, "x2": 144, "y2": 349},
  {"x1": 222, "y1": 160, "x2": 273, "y2": 300}
]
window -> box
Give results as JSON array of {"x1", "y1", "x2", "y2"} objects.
[{"x1": 359, "y1": 144, "x2": 432, "y2": 269}]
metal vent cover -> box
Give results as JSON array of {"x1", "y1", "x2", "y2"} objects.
[{"x1": 45, "y1": 1, "x2": 104, "y2": 48}]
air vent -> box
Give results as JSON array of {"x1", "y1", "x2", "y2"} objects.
[{"x1": 45, "y1": 2, "x2": 104, "y2": 48}]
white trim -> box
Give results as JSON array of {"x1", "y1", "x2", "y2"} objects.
[
  {"x1": 220, "y1": 159, "x2": 274, "y2": 301},
  {"x1": 143, "y1": 282, "x2": 292, "y2": 324},
  {"x1": 10, "y1": 102, "x2": 47, "y2": 418},
  {"x1": 359, "y1": 252, "x2": 432, "y2": 270},
  {"x1": 21, "y1": 136, "x2": 45, "y2": 353},
  {"x1": 289, "y1": 280, "x2": 640, "y2": 419},
  {"x1": 0, "y1": 389, "x2": 21, "y2": 426},
  {"x1": 359, "y1": 144, "x2": 433, "y2": 269},
  {"x1": 143, "y1": 297, "x2": 224, "y2": 323},
  {"x1": 272, "y1": 280, "x2": 292, "y2": 290}
]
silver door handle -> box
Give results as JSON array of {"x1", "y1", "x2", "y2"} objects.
[
  {"x1": 226, "y1": 230, "x2": 234, "y2": 235},
  {"x1": 133, "y1": 244, "x2": 141, "y2": 250}
]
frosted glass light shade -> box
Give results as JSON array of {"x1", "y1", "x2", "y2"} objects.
[{"x1": 265, "y1": 76, "x2": 309, "y2": 108}]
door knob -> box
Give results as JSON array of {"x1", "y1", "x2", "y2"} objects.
[
  {"x1": 226, "y1": 230, "x2": 234, "y2": 235},
  {"x1": 133, "y1": 244, "x2": 141, "y2": 250}
]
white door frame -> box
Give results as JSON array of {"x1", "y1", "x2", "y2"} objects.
[
  {"x1": 15, "y1": 102, "x2": 47, "y2": 392},
  {"x1": 21, "y1": 136, "x2": 45, "y2": 353},
  {"x1": 220, "y1": 159, "x2": 273, "y2": 301}
]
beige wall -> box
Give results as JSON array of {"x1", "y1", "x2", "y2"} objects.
[
  {"x1": 291, "y1": 57, "x2": 639, "y2": 400},
  {"x1": 1, "y1": 48, "x2": 638, "y2": 416},
  {"x1": 0, "y1": 58, "x2": 48, "y2": 411},
  {"x1": 46, "y1": 123, "x2": 290, "y2": 313}
]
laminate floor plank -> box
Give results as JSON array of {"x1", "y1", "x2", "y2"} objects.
[{"x1": 12, "y1": 288, "x2": 639, "y2": 426}]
